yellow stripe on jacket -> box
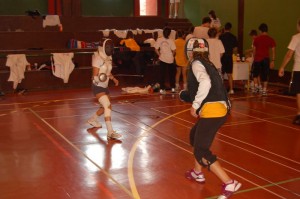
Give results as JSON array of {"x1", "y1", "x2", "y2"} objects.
[{"x1": 199, "y1": 102, "x2": 227, "y2": 118}]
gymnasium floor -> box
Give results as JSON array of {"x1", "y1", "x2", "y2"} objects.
[{"x1": 0, "y1": 85, "x2": 299, "y2": 199}]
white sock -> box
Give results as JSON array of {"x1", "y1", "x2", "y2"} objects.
[
  {"x1": 193, "y1": 169, "x2": 201, "y2": 175},
  {"x1": 225, "y1": 180, "x2": 234, "y2": 184},
  {"x1": 105, "y1": 121, "x2": 114, "y2": 134},
  {"x1": 90, "y1": 113, "x2": 98, "y2": 120}
]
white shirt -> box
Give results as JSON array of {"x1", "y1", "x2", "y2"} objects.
[
  {"x1": 207, "y1": 38, "x2": 225, "y2": 69},
  {"x1": 154, "y1": 37, "x2": 176, "y2": 64},
  {"x1": 287, "y1": 33, "x2": 300, "y2": 71},
  {"x1": 193, "y1": 26, "x2": 209, "y2": 39}
]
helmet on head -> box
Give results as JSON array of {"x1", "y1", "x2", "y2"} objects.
[
  {"x1": 185, "y1": 37, "x2": 209, "y2": 60},
  {"x1": 98, "y1": 38, "x2": 114, "y2": 57}
]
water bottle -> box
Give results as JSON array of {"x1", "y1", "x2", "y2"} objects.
[{"x1": 236, "y1": 54, "x2": 241, "y2": 62}]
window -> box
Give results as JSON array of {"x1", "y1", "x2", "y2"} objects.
[{"x1": 139, "y1": 0, "x2": 157, "y2": 16}]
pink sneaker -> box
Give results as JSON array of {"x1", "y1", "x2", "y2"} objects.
[
  {"x1": 185, "y1": 169, "x2": 205, "y2": 183},
  {"x1": 218, "y1": 180, "x2": 241, "y2": 199}
]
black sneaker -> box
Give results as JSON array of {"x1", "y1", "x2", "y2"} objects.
[
  {"x1": 15, "y1": 88, "x2": 27, "y2": 95},
  {"x1": 293, "y1": 115, "x2": 300, "y2": 125}
]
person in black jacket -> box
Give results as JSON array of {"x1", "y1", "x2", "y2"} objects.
[{"x1": 180, "y1": 38, "x2": 241, "y2": 199}]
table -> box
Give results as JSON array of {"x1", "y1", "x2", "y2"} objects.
[
  {"x1": 223, "y1": 61, "x2": 250, "y2": 89},
  {"x1": 223, "y1": 61, "x2": 250, "y2": 80}
]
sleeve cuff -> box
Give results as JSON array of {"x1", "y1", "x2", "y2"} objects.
[{"x1": 192, "y1": 103, "x2": 200, "y2": 110}]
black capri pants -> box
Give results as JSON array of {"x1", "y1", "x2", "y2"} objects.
[{"x1": 190, "y1": 114, "x2": 228, "y2": 166}]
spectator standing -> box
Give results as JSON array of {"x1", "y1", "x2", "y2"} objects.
[
  {"x1": 185, "y1": 26, "x2": 195, "y2": 41},
  {"x1": 278, "y1": 19, "x2": 300, "y2": 125},
  {"x1": 174, "y1": 29, "x2": 189, "y2": 91},
  {"x1": 193, "y1": 17, "x2": 212, "y2": 39},
  {"x1": 154, "y1": 27, "x2": 176, "y2": 94},
  {"x1": 207, "y1": 27, "x2": 225, "y2": 78},
  {"x1": 252, "y1": 23, "x2": 276, "y2": 96},
  {"x1": 219, "y1": 22, "x2": 238, "y2": 94},
  {"x1": 245, "y1": 29, "x2": 258, "y2": 63},
  {"x1": 208, "y1": 10, "x2": 221, "y2": 29},
  {"x1": 245, "y1": 29, "x2": 261, "y2": 91},
  {"x1": 169, "y1": 0, "x2": 180, "y2": 19}
]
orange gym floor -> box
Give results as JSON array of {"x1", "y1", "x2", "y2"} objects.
[{"x1": 0, "y1": 86, "x2": 299, "y2": 199}]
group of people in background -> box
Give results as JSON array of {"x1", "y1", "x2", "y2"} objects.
[
  {"x1": 152, "y1": 9, "x2": 300, "y2": 199},
  {"x1": 155, "y1": 10, "x2": 239, "y2": 95},
  {"x1": 0, "y1": 4, "x2": 298, "y2": 199}
]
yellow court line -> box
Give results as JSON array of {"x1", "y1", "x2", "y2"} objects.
[
  {"x1": 4, "y1": 92, "x2": 297, "y2": 198},
  {"x1": 127, "y1": 109, "x2": 189, "y2": 199},
  {"x1": 128, "y1": 105, "x2": 298, "y2": 198},
  {"x1": 28, "y1": 108, "x2": 134, "y2": 198},
  {"x1": 231, "y1": 177, "x2": 300, "y2": 197},
  {"x1": 151, "y1": 105, "x2": 300, "y2": 166},
  {"x1": 205, "y1": 172, "x2": 299, "y2": 199},
  {"x1": 124, "y1": 107, "x2": 295, "y2": 199},
  {"x1": 152, "y1": 105, "x2": 300, "y2": 166},
  {"x1": 139, "y1": 129, "x2": 298, "y2": 198}
]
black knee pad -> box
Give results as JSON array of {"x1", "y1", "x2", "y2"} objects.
[{"x1": 196, "y1": 149, "x2": 217, "y2": 170}]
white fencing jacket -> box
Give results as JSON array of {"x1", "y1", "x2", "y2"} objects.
[
  {"x1": 51, "y1": 53, "x2": 75, "y2": 83},
  {"x1": 6, "y1": 54, "x2": 29, "y2": 89}
]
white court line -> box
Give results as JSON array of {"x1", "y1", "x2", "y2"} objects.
[
  {"x1": 148, "y1": 107, "x2": 300, "y2": 170},
  {"x1": 217, "y1": 133, "x2": 300, "y2": 166},
  {"x1": 31, "y1": 95, "x2": 300, "y2": 170},
  {"x1": 231, "y1": 110, "x2": 300, "y2": 131},
  {"x1": 127, "y1": 109, "x2": 189, "y2": 199},
  {"x1": 122, "y1": 109, "x2": 293, "y2": 199},
  {"x1": 218, "y1": 138, "x2": 300, "y2": 172},
  {"x1": 28, "y1": 108, "x2": 134, "y2": 199},
  {"x1": 121, "y1": 100, "x2": 296, "y2": 198},
  {"x1": 21, "y1": 93, "x2": 299, "y2": 198},
  {"x1": 151, "y1": 106, "x2": 300, "y2": 167}
]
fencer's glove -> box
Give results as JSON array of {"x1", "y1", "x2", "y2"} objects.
[
  {"x1": 93, "y1": 76, "x2": 100, "y2": 85},
  {"x1": 179, "y1": 90, "x2": 192, "y2": 103}
]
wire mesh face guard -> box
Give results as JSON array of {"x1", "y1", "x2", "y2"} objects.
[
  {"x1": 185, "y1": 37, "x2": 209, "y2": 60},
  {"x1": 103, "y1": 39, "x2": 114, "y2": 56}
]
